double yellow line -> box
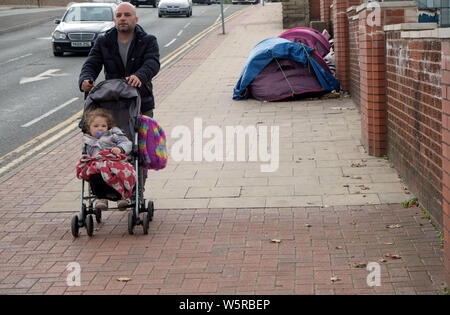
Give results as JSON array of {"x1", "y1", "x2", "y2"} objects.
[{"x1": 0, "y1": 6, "x2": 249, "y2": 178}]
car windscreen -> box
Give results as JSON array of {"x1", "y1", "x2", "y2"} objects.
[{"x1": 63, "y1": 6, "x2": 113, "y2": 22}]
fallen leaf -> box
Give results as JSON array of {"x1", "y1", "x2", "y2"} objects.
[
  {"x1": 335, "y1": 246, "x2": 343, "y2": 250},
  {"x1": 379, "y1": 258, "x2": 387, "y2": 263},
  {"x1": 350, "y1": 221, "x2": 357, "y2": 225},
  {"x1": 384, "y1": 242, "x2": 394, "y2": 245},
  {"x1": 117, "y1": 277, "x2": 132, "y2": 282},
  {"x1": 305, "y1": 224, "x2": 312, "y2": 227},
  {"x1": 330, "y1": 276, "x2": 341, "y2": 283},
  {"x1": 386, "y1": 224, "x2": 402, "y2": 229},
  {"x1": 353, "y1": 262, "x2": 367, "y2": 268},
  {"x1": 385, "y1": 253, "x2": 402, "y2": 259}
]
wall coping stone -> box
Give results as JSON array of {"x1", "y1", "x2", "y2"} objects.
[
  {"x1": 384, "y1": 23, "x2": 437, "y2": 32},
  {"x1": 356, "y1": 1, "x2": 417, "y2": 13},
  {"x1": 399, "y1": 27, "x2": 450, "y2": 39}
]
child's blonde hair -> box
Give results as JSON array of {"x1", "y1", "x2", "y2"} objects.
[{"x1": 85, "y1": 108, "x2": 116, "y2": 130}]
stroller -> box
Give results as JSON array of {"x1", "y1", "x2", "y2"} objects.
[{"x1": 71, "y1": 79, "x2": 154, "y2": 237}]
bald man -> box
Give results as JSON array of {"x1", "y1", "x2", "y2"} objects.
[{"x1": 79, "y1": 2, "x2": 160, "y2": 117}]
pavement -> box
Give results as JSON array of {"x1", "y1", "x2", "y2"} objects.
[
  {"x1": 0, "y1": 6, "x2": 65, "y2": 35},
  {"x1": 0, "y1": 3, "x2": 447, "y2": 295}
]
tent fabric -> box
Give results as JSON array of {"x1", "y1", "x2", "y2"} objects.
[
  {"x1": 233, "y1": 38, "x2": 340, "y2": 101},
  {"x1": 279, "y1": 27, "x2": 331, "y2": 57}
]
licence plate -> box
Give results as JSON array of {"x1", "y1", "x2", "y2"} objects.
[
  {"x1": 168, "y1": 8, "x2": 179, "y2": 12},
  {"x1": 71, "y1": 42, "x2": 91, "y2": 47}
]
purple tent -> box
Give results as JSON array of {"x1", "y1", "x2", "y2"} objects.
[
  {"x1": 279, "y1": 27, "x2": 331, "y2": 57},
  {"x1": 248, "y1": 50, "x2": 333, "y2": 102}
]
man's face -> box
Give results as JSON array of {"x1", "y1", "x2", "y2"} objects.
[{"x1": 114, "y1": 4, "x2": 138, "y2": 33}]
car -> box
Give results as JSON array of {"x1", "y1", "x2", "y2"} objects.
[
  {"x1": 193, "y1": 0, "x2": 212, "y2": 5},
  {"x1": 129, "y1": 0, "x2": 157, "y2": 7},
  {"x1": 52, "y1": 2, "x2": 116, "y2": 56},
  {"x1": 158, "y1": 0, "x2": 192, "y2": 18}
]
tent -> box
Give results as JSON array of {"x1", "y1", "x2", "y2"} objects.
[
  {"x1": 233, "y1": 37, "x2": 340, "y2": 102},
  {"x1": 279, "y1": 27, "x2": 331, "y2": 57}
]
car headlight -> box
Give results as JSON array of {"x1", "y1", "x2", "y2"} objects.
[{"x1": 53, "y1": 31, "x2": 67, "y2": 40}]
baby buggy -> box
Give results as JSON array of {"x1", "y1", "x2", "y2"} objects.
[{"x1": 71, "y1": 79, "x2": 154, "y2": 237}]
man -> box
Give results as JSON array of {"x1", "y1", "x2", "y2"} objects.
[{"x1": 78, "y1": 2, "x2": 159, "y2": 117}]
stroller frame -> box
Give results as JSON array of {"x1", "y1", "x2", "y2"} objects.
[{"x1": 71, "y1": 79, "x2": 154, "y2": 237}]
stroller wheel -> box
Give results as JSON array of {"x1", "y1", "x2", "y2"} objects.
[
  {"x1": 71, "y1": 215, "x2": 80, "y2": 238},
  {"x1": 128, "y1": 212, "x2": 136, "y2": 235},
  {"x1": 147, "y1": 200, "x2": 154, "y2": 221},
  {"x1": 142, "y1": 212, "x2": 150, "y2": 235},
  {"x1": 86, "y1": 215, "x2": 94, "y2": 237}
]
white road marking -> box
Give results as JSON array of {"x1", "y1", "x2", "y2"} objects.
[
  {"x1": 21, "y1": 97, "x2": 79, "y2": 127},
  {"x1": 164, "y1": 38, "x2": 177, "y2": 48},
  {"x1": 20, "y1": 68, "x2": 69, "y2": 84},
  {"x1": 177, "y1": 29, "x2": 183, "y2": 37},
  {"x1": 215, "y1": 6, "x2": 230, "y2": 24},
  {"x1": 0, "y1": 53, "x2": 32, "y2": 66},
  {"x1": 183, "y1": 22, "x2": 191, "y2": 29},
  {"x1": 36, "y1": 37, "x2": 52, "y2": 40}
]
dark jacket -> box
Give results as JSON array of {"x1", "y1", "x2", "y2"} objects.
[{"x1": 78, "y1": 24, "x2": 160, "y2": 112}]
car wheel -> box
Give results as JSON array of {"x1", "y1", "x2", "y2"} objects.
[{"x1": 53, "y1": 51, "x2": 63, "y2": 57}]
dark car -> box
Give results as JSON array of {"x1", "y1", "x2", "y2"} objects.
[
  {"x1": 130, "y1": 0, "x2": 157, "y2": 7},
  {"x1": 52, "y1": 2, "x2": 116, "y2": 56}
]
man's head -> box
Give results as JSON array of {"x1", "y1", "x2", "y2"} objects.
[{"x1": 114, "y1": 2, "x2": 138, "y2": 34}]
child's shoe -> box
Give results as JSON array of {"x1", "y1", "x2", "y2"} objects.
[
  {"x1": 94, "y1": 199, "x2": 108, "y2": 210},
  {"x1": 117, "y1": 199, "x2": 129, "y2": 211}
]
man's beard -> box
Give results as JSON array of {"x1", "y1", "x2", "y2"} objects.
[{"x1": 118, "y1": 24, "x2": 133, "y2": 33}]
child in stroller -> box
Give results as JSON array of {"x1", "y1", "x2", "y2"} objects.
[
  {"x1": 72, "y1": 79, "x2": 154, "y2": 237},
  {"x1": 82, "y1": 108, "x2": 132, "y2": 211}
]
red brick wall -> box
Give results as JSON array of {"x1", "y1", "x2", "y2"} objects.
[
  {"x1": 320, "y1": 0, "x2": 333, "y2": 33},
  {"x1": 347, "y1": 10, "x2": 360, "y2": 111},
  {"x1": 441, "y1": 40, "x2": 450, "y2": 285},
  {"x1": 310, "y1": 0, "x2": 321, "y2": 21},
  {"x1": 386, "y1": 32, "x2": 443, "y2": 227}
]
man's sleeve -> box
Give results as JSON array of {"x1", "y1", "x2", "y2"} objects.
[
  {"x1": 78, "y1": 37, "x2": 105, "y2": 91},
  {"x1": 134, "y1": 35, "x2": 160, "y2": 84}
]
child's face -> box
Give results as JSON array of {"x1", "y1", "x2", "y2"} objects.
[{"x1": 89, "y1": 116, "x2": 108, "y2": 138}]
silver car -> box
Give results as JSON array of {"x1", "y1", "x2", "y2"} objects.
[
  {"x1": 52, "y1": 2, "x2": 117, "y2": 56},
  {"x1": 158, "y1": 0, "x2": 192, "y2": 18}
]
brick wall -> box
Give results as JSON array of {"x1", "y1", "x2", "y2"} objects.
[
  {"x1": 442, "y1": 39, "x2": 450, "y2": 288},
  {"x1": 347, "y1": 7, "x2": 360, "y2": 110},
  {"x1": 282, "y1": 0, "x2": 310, "y2": 29},
  {"x1": 385, "y1": 31, "x2": 443, "y2": 227},
  {"x1": 320, "y1": 0, "x2": 333, "y2": 33},
  {"x1": 309, "y1": 0, "x2": 321, "y2": 21}
]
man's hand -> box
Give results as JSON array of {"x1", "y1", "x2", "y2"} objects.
[
  {"x1": 81, "y1": 79, "x2": 95, "y2": 92},
  {"x1": 126, "y1": 74, "x2": 142, "y2": 87}
]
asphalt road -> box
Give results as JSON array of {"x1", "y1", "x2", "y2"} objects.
[{"x1": 0, "y1": 4, "x2": 246, "y2": 172}]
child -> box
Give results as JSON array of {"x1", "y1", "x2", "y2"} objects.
[{"x1": 82, "y1": 108, "x2": 133, "y2": 211}]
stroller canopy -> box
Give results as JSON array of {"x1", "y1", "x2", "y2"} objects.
[
  {"x1": 81, "y1": 79, "x2": 141, "y2": 141},
  {"x1": 279, "y1": 27, "x2": 331, "y2": 57},
  {"x1": 233, "y1": 38, "x2": 340, "y2": 102}
]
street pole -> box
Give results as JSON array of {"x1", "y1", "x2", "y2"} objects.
[
  {"x1": 220, "y1": 0, "x2": 225, "y2": 34},
  {"x1": 262, "y1": 0, "x2": 264, "y2": 7}
]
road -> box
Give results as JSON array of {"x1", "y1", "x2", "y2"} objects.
[{"x1": 0, "y1": 4, "x2": 247, "y2": 176}]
